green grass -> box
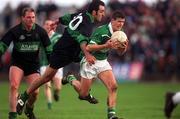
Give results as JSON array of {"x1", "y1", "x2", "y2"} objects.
[{"x1": 0, "y1": 82, "x2": 180, "y2": 119}]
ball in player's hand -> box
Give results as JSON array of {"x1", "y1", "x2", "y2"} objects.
[{"x1": 111, "y1": 31, "x2": 127, "y2": 48}]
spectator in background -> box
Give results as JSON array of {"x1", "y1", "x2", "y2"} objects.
[{"x1": 3, "y1": 3, "x2": 13, "y2": 29}]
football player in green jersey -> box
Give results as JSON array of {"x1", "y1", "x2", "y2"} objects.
[
  {"x1": 17, "y1": 0, "x2": 105, "y2": 116},
  {"x1": 63, "y1": 10, "x2": 128, "y2": 119},
  {"x1": 39, "y1": 20, "x2": 63, "y2": 109}
]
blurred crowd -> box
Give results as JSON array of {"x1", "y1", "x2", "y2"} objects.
[{"x1": 0, "y1": 0, "x2": 179, "y2": 80}]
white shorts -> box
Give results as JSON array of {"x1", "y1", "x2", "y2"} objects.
[
  {"x1": 40, "y1": 66, "x2": 63, "y2": 79},
  {"x1": 80, "y1": 57, "x2": 112, "y2": 79}
]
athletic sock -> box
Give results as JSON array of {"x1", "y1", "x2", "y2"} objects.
[
  {"x1": 47, "y1": 102, "x2": 52, "y2": 110},
  {"x1": 67, "y1": 75, "x2": 77, "y2": 84},
  {"x1": 54, "y1": 89, "x2": 59, "y2": 95},
  {"x1": 8, "y1": 112, "x2": 17, "y2": 119},
  {"x1": 23, "y1": 91, "x2": 29, "y2": 100},
  {"x1": 107, "y1": 107, "x2": 116, "y2": 118}
]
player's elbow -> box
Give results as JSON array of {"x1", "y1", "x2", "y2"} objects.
[{"x1": 86, "y1": 45, "x2": 91, "y2": 52}]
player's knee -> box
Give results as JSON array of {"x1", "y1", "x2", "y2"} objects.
[
  {"x1": 109, "y1": 84, "x2": 118, "y2": 92},
  {"x1": 10, "y1": 83, "x2": 19, "y2": 91}
]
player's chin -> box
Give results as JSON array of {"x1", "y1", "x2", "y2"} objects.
[
  {"x1": 97, "y1": 17, "x2": 102, "y2": 22},
  {"x1": 116, "y1": 27, "x2": 122, "y2": 31}
]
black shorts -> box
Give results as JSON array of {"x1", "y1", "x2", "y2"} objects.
[
  {"x1": 49, "y1": 47, "x2": 81, "y2": 69},
  {"x1": 11, "y1": 61, "x2": 40, "y2": 76}
]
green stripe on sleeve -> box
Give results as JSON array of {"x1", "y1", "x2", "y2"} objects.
[
  {"x1": 45, "y1": 45, "x2": 52, "y2": 54},
  {"x1": 77, "y1": 34, "x2": 89, "y2": 44},
  {"x1": 0, "y1": 41, "x2": 8, "y2": 55}
]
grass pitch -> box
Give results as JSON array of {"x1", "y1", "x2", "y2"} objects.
[{"x1": 0, "y1": 82, "x2": 180, "y2": 119}]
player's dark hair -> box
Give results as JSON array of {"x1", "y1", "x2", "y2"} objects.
[
  {"x1": 88, "y1": 0, "x2": 105, "y2": 13},
  {"x1": 112, "y1": 10, "x2": 125, "y2": 20},
  {"x1": 21, "y1": 7, "x2": 35, "y2": 17}
]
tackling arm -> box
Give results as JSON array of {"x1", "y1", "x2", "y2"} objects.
[{"x1": 80, "y1": 41, "x2": 96, "y2": 65}]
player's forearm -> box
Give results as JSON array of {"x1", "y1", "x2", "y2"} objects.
[
  {"x1": 80, "y1": 41, "x2": 96, "y2": 64},
  {"x1": 86, "y1": 44, "x2": 109, "y2": 52},
  {"x1": 80, "y1": 41, "x2": 90, "y2": 56}
]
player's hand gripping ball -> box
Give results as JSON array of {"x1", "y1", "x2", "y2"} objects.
[{"x1": 111, "y1": 31, "x2": 127, "y2": 48}]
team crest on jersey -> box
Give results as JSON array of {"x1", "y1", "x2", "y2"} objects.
[{"x1": 19, "y1": 35, "x2": 25, "y2": 40}]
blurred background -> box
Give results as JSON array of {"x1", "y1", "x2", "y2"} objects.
[{"x1": 0, "y1": 0, "x2": 179, "y2": 82}]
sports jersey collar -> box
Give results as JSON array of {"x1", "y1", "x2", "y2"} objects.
[
  {"x1": 108, "y1": 23, "x2": 113, "y2": 35},
  {"x1": 50, "y1": 31, "x2": 55, "y2": 38},
  {"x1": 21, "y1": 22, "x2": 36, "y2": 31},
  {"x1": 86, "y1": 12, "x2": 94, "y2": 23}
]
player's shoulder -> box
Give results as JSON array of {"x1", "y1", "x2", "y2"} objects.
[
  {"x1": 10, "y1": 23, "x2": 21, "y2": 31},
  {"x1": 70, "y1": 11, "x2": 93, "y2": 24},
  {"x1": 94, "y1": 24, "x2": 109, "y2": 34},
  {"x1": 7, "y1": 23, "x2": 24, "y2": 35},
  {"x1": 35, "y1": 23, "x2": 47, "y2": 33},
  {"x1": 81, "y1": 11, "x2": 94, "y2": 23},
  {"x1": 35, "y1": 24, "x2": 44, "y2": 30}
]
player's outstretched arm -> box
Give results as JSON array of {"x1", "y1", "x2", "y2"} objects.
[{"x1": 80, "y1": 41, "x2": 96, "y2": 65}]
